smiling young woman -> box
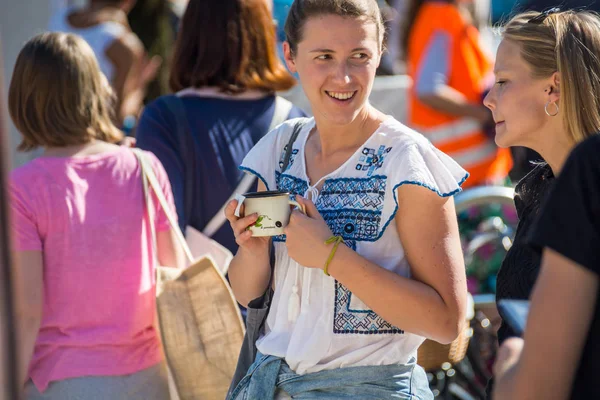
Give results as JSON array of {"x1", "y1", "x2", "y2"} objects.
[{"x1": 225, "y1": 1, "x2": 470, "y2": 399}]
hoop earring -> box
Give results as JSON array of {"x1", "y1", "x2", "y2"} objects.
[{"x1": 545, "y1": 101, "x2": 559, "y2": 117}]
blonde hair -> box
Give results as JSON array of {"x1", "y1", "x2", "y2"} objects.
[
  {"x1": 503, "y1": 10, "x2": 600, "y2": 144},
  {"x1": 8, "y1": 32, "x2": 123, "y2": 151}
]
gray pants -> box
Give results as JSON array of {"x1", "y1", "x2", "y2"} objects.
[{"x1": 24, "y1": 363, "x2": 169, "y2": 400}]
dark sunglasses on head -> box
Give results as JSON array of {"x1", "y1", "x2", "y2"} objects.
[{"x1": 527, "y1": 7, "x2": 561, "y2": 24}]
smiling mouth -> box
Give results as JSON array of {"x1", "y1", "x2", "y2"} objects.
[{"x1": 326, "y1": 91, "x2": 357, "y2": 101}]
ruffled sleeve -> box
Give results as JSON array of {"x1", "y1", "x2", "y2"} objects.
[
  {"x1": 373, "y1": 130, "x2": 468, "y2": 241},
  {"x1": 380, "y1": 118, "x2": 468, "y2": 198},
  {"x1": 239, "y1": 117, "x2": 310, "y2": 190},
  {"x1": 395, "y1": 141, "x2": 469, "y2": 197}
]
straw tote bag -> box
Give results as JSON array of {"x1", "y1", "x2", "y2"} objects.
[{"x1": 133, "y1": 148, "x2": 245, "y2": 400}]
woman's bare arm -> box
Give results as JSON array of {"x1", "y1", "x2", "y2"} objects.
[
  {"x1": 494, "y1": 248, "x2": 598, "y2": 400},
  {"x1": 12, "y1": 251, "x2": 43, "y2": 385},
  {"x1": 286, "y1": 184, "x2": 467, "y2": 344}
]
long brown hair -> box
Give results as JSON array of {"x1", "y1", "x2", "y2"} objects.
[
  {"x1": 8, "y1": 33, "x2": 122, "y2": 151},
  {"x1": 169, "y1": 0, "x2": 296, "y2": 94}
]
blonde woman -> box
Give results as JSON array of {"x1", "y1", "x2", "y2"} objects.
[
  {"x1": 8, "y1": 32, "x2": 183, "y2": 399},
  {"x1": 483, "y1": 8, "x2": 600, "y2": 396}
]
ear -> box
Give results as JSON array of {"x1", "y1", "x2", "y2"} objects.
[
  {"x1": 546, "y1": 71, "x2": 561, "y2": 103},
  {"x1": 283, "y1": 41, "x2": 297, "y2": 74}
]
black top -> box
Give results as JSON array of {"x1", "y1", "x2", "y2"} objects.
[
  {"x1": 528, "y1": 134, "x2": 600, "y2": 399},
  {"x1": 495, "y1": 163, "x2": 555, "y2": 344}
]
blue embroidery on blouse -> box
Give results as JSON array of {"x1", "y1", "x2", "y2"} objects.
[
  {"x1": 317, "y1": 176, "x2": 386, "y2": 212},
  {"x1": 275, "y1": 171, "x2": 309, "y2": 197},
  {"x1": 306, "y1": 176, "x2": 399, "y2": 335},
  {"x1": 272, "y1": 172, "x2": 309, "y2": 242},
  {"x1": 271, "y1": 172, "x2": 403, "y2": 334},
  {"x1": 320, "y1": 209, "x2": 382, "y2": 241},
  {"x1": 316, "y1": 176, "x2": 385, "y2": 242},
  {"x1": 355, "y1": 145, "x2": 393, "y2": 177},
  {"x1": 333, "y1": 240, "x2": 403, "y2": 334},
  {"x1": 334, "y1": 281, "x2": 404, "y2": 335}
]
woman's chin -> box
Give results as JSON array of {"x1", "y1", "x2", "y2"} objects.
[{"x1": 494, "y1": 125, "x2": 513, "y2": 148}]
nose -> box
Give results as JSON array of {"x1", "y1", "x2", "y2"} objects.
[
  {"x1": 483, "y1": 88, "x2": 495, "y2": 111},
  {"x1": 331, "y1": 61, "x2": 351, "y2": 86}
]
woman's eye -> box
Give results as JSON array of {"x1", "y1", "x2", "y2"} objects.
[
  {"x1": 495, "y1": 80, "x2": 507, "y2": 86},
  {"x1": 316, "y1": 54, "x2": 332, "y2": 60},
  {"x1": 352, "y1": 53, "x2": 368, "y2": 60}
]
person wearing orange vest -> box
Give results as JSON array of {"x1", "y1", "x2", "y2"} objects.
[{"x1": 403, "y1": 0, "x2": 512, "y2": 187}]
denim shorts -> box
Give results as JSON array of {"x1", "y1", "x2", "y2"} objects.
[{"x1": 229, "y1": 352, "x2": 433, "y2": 400}]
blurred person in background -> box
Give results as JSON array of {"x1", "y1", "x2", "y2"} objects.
[
  {"x1": 385, "y1": 0, "x2": 410, "y2": 72},
  {"x1": 376, "y1": 0, "x2": 406, "y2": 75},
  {"x1": 48, "y1": 0, "x2": 161, "y2": 132},
  {"x1": 128, "y1": 0, "x2": 177, "y2": 103},
  {"x1": 483, "y1": 8, "x2": 600, "y2": 396},
  {"x1": 9, "y1": 32, "x2": 183, "y2": 399},
  {"x1": 404, "y1": 0, "x2": 513, "y2": 187},
  {"x1": 135, "y1": 0, "x2": 305, "y2": 255}
]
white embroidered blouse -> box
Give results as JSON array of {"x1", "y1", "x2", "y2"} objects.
[{"x1": 239, "y1": 117, "x2": 468, "y2": 374}]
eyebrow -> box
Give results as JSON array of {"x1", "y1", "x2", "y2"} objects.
[{"x1": 309, "y1": 48, "x2": 370, "y2": 53}]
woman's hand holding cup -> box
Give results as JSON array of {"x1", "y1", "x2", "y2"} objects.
[
  {"x1": 284, "y1": 196, "x2": 334, "y2": 269},
  {"x1": 225, "y1": 199, "x2": 270, "y2": 253}
]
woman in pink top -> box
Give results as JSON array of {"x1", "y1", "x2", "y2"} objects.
[{"x1": 8, "y1": 32, "x2": 183, "y2": 399}]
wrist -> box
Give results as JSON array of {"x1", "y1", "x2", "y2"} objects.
[
  {"x1": 238, "y1": 240, "x2": 270, "y2": 259},
  {"x1": 322, "y1": 236, "x2": 346, "y2": 276}
]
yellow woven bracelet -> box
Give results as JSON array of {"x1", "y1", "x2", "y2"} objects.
[{"x1": 323, "y1": 236, "x2": 344, "y2": 276}]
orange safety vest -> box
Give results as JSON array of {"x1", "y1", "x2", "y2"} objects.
[{"x1": 407, "y1": 2, "x2": 512, "y2": 187}]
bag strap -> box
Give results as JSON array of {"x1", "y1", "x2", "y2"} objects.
[
  {"x1": 133, "y1": 148, "x2": 195, "y2": 265},
  {"x1": 258, "y1": 119, "x2": 308, "y2": 309},
  {"x1": 202, "y1": 96, "x2": 293, "y2": 238},
  {"x1": 280, "y1": 118, "x2": 304, "y2": 173},
  {"x1": 160, "y1": 95, "x2": 197, "y2": 234}
]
